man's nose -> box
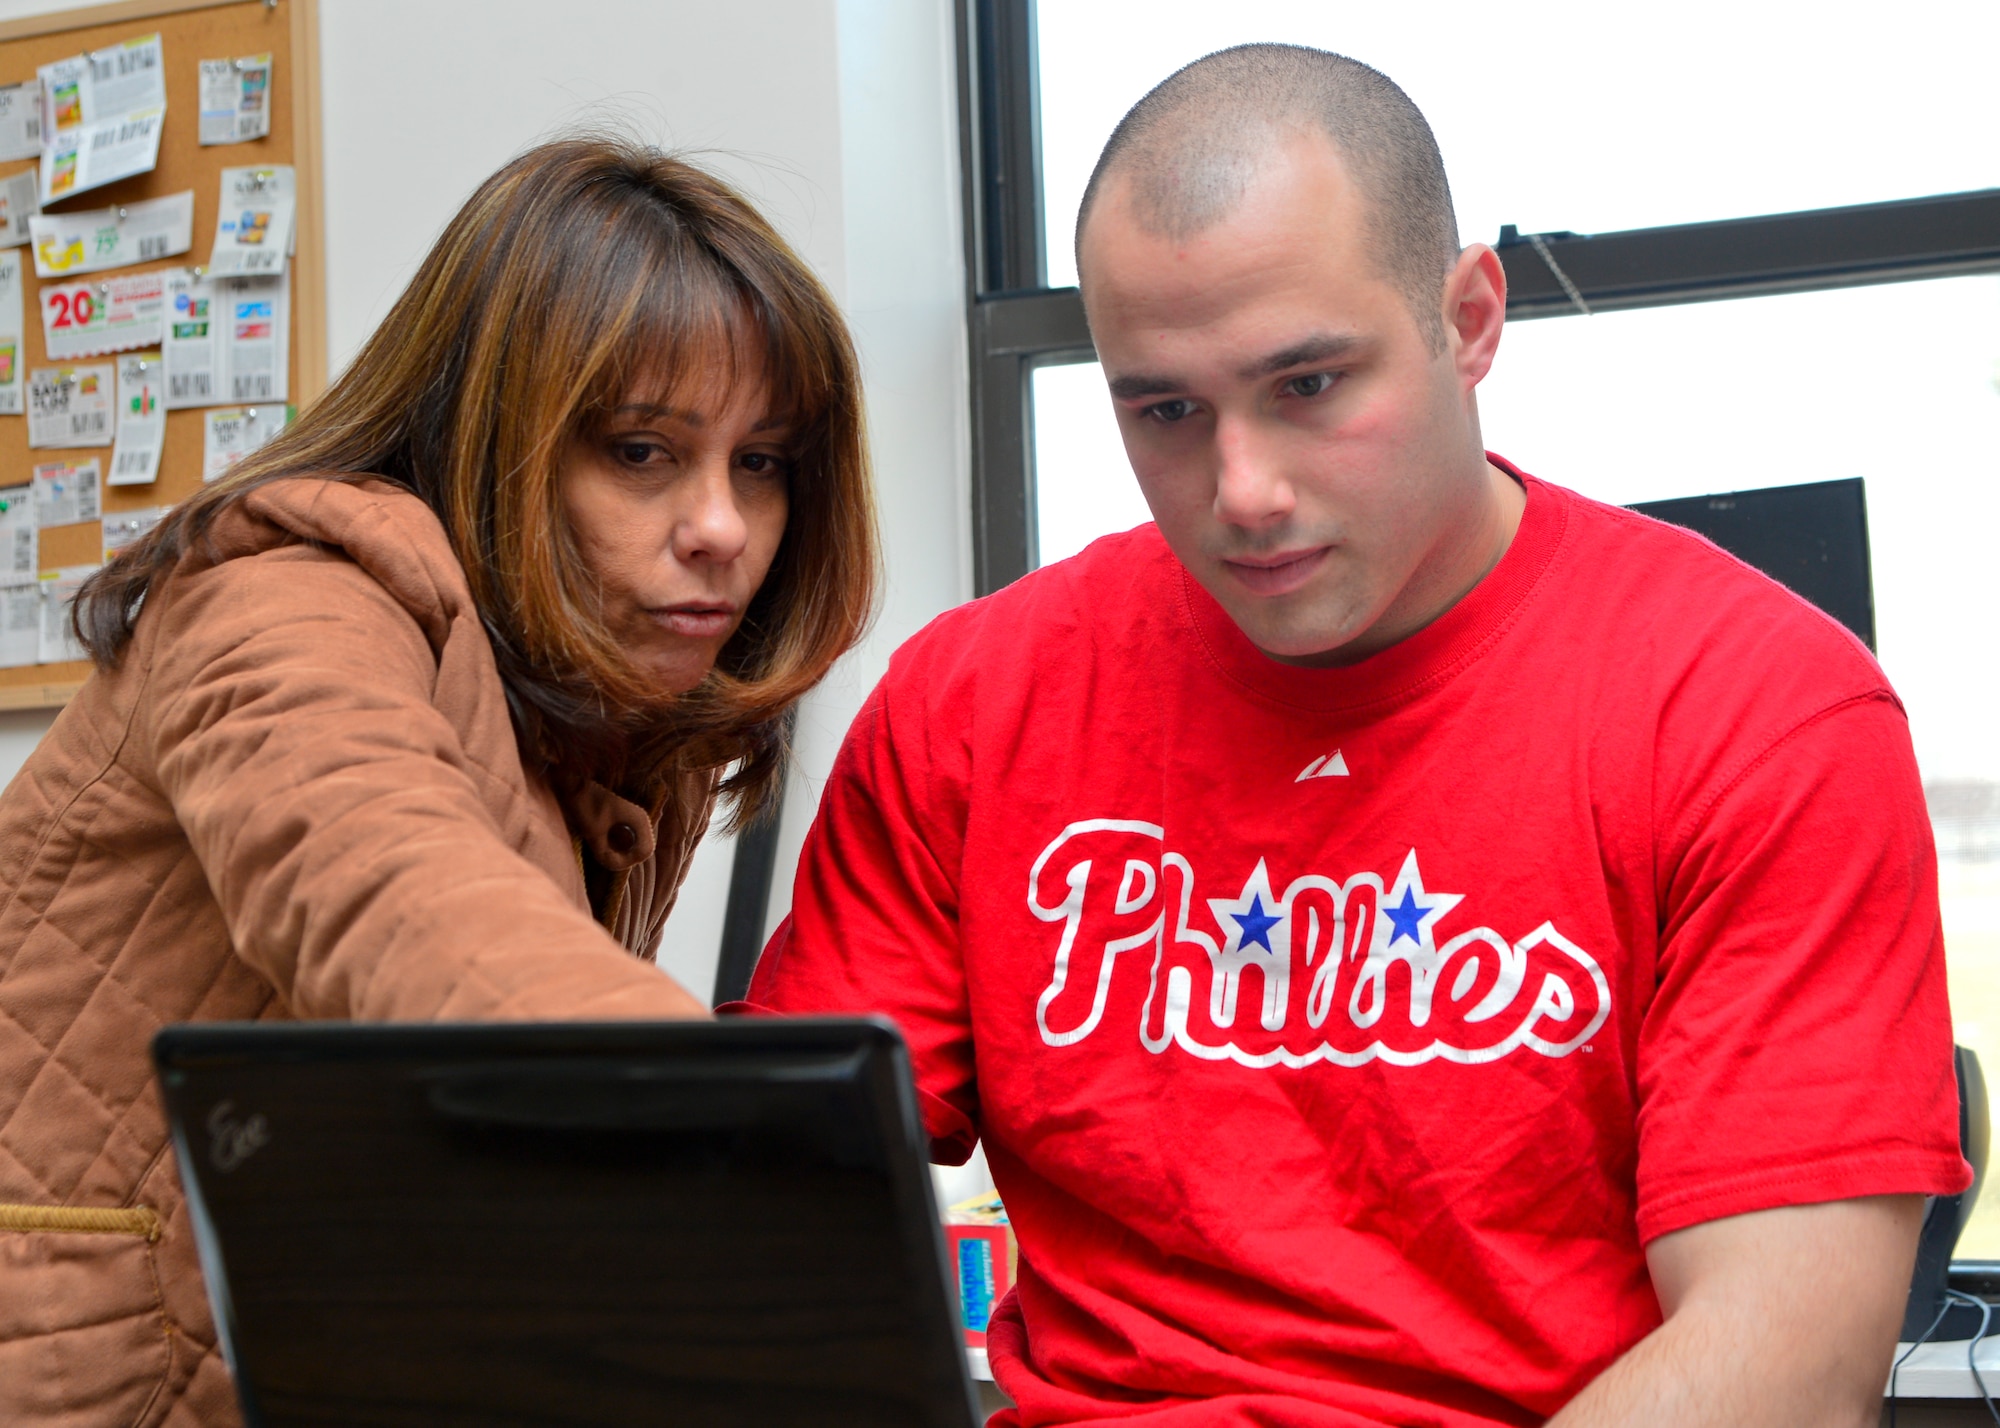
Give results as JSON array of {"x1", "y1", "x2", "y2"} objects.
[{"x1": 1211, "y1": 416, "x2": 1295, "y2": 528}]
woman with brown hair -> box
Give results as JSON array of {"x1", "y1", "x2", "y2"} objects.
[{"x1": 0, "y1": 136, "x2": 876, "y2": 1426}]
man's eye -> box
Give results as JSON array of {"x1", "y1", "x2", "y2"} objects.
[
  {"x1": 1284, "y1": 372, "x2": 1335, "y2": 398},
  {"x1": 1143, "y1": 399, "x2": 1196, "y2": 424}
]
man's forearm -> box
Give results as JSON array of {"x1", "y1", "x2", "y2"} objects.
[
  {"x1": 1546, "y1": 1292, "x2": 1876, "y2": 1428},
  {"x1": 1548, "y1": 1196, "x2": 1920, "y2": 1428}
]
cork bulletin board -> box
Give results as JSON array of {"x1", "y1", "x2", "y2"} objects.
[{"x1": 0, "y1": 0, "x2": 324, "y2": 708}]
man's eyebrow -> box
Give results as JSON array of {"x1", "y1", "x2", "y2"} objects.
[
  {"x1": 1105, "y1": 373, "x2": 1186, "y2": 401},
  {"x1": 1104, "y1": 333, "x2": 1366, "y2": 401},
  {"x1": 1237, "y1": 333, "x2": 1362, "y2": 382}
]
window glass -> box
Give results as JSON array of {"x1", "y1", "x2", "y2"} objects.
[
  {"x1": 1029, "y1": 275, "x2": 2000, "y2": 1251},
  {"x1": 1033, "y1": 361, "x2": 1151, "y2": 566},
  {"x1": 1038, "y1": 0, "x2": 2000, "y2": 290}
]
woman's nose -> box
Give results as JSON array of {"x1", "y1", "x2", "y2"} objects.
[{"x1": 670, "y1": 458, "x2": 751, "y2": 566}]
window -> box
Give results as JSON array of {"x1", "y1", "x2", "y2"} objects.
[
  {"x1": 959, "y1": 0, "x2": 2000, "y2": 1255},
  {"x1": 1036, "y1": 1, "x2": 2000, "y2": 290}
]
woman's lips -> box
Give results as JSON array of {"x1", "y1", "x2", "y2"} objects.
[
  {"x1": 1222, "y1": 546, "x2": 1329, "y2": 598},
  {"x1": 651, "y1": 605, "x2": 736, "y2": 639}
]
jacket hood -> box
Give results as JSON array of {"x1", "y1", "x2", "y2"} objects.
[{"x1": 196, "y1": 476, "x2": 471, "y2": 657}]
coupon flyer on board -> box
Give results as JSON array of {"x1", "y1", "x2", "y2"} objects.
[
  {"x1": 219, "y1": 270, "x2": 288, "y2": 401},
  {"x1": 164, "y1": 267, "x2": 288, "y2": 407},
  {"x1": 110, "y1": 351, "x2": 164, "y2": 486},
  {"x1": 0, "y1": 483, "x2": 34, "y2": 583},
  {"x1": 0, "y1": 480, "x2": 34, "y2": 669},
  {"x1": 38, "y1": 563, "x2": 96, "y2": 662},
  {"x1": 0, "y1": 171, "x2": 37, "y2": 247},
  {"x1": 202, "y1": 403, "x2": 290, "y2": 482},
  {"x1": 198, "y1": 54, "x2": 270, "y2": 146},
  {"x1": 27, "y1": 364, "x2": 112, "y2": 447},
  {"x1": 0, "y1": 583, "x2": 36, "y2": 665},
  {"x1": 162, "y1": 267, "x2": 210, "y2": 406},
  {"x1": 32, "y1": 456, "x2": 99, "y2": 526},
  {"x1": 0, "y1": 253, "x2": 24, "y2": 416},
  {"x1": 209, "y1": 165, "x2": 294, "y2": 276},
  {"x1": 40, "y1": 271, "x2": 167, "y2": 359},
  {"x1": 30, "y1": 191, "x2": 192, "y2": 278},
  {"x1": 0, "y1": 79, "x2": 41, "y2": 162},
  {"x1": 102, "y1": 504, "x2": 164, "y2": 561},
  {"x1": 38, "y1": 34, "x2": 166, "y2": 205}
]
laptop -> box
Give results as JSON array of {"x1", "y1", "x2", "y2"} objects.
[{"x1": 152, "y1": 1017, "x2": 983, "y2": 1428}]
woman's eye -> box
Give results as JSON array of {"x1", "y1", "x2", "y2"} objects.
[
  {"x1": 1143, "y1": 398, "x2": 1196, "y2": 424},
  {"x1": 1284, "y1": 372, "x2": 1335, "y2": 398},
  {"x1": 738, "y1": 452, "x2": 791, "y2": 478},
  {"x1": 615, "y1": 441, "x2": 668, "y2": 467}
]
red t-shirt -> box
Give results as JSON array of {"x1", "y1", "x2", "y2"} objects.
[{"x1": 747, "y1": 463, "x2": 1968, "y2": 1427}]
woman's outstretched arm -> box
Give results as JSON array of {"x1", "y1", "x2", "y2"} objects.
[{"x1": 145, "y1": 542, "x2": 707, "y2": 1023}]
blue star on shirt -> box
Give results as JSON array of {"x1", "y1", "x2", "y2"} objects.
[
  {"x1": 1231, "y1": 894, "x2": 1282, "y2": 952},
  {"x1": 1385, "y1": 885, "x2": 1429, "y2": 946}
]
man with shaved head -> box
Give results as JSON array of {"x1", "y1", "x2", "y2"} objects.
[{"x1": 750, "y1": 44, "x2": 1964, "y2": 1427}]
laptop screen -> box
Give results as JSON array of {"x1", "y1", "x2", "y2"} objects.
[{"x1": 155, "y1": 1019, "x2": 979, "y2": 1428}]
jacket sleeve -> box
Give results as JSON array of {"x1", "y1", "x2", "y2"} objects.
[{"x1": 141, "y1": 544, "x2": 707, "y2": 1022}]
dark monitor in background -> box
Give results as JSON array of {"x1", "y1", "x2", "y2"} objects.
[{"x1": 1627, "y1": 477, "x2": 1875, "y2": 651}]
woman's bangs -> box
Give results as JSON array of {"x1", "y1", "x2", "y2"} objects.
[{"x1": 586, "y1": 248, "x2": 827, "y2": 445}]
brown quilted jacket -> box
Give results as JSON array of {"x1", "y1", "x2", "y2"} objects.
[{"x1": 0, "y1": 478, "x2": 717, "y2": 1426}]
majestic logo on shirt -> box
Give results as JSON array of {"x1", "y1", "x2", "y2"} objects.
[
  {"x1": 1295, "y1": 750, "x2": 1349, "y2": 781},
  {"x1": 1028, "y1": 820, "x2": 1610, "y2": 1068}
]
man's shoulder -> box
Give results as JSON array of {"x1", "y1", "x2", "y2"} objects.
[
  {"x1": 1532, "y1": 476, "x2": 1887, "y2": 697},
  {"x1": 1521, "y1": 476, "x2": 1902, "y2": 829}
]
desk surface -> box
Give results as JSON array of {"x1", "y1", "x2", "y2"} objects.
[
  {"x1": 972, "y1": 1342, "x2": 2000, "y2": 1404},
  {"x1": 1889, "y1": 1339, "x2": 2000, "y2": 1400}
]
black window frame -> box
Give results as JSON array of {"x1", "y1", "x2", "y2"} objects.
[{"x1": 953, "y1": 0, "x2": 2000, "y2": 1275}]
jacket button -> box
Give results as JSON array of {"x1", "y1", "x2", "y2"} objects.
[{"x1": 607, "y1": 822, "x2": 638, "y2": 854}]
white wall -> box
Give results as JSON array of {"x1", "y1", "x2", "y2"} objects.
[
  {"x1": 767, "y1": 0, "x2": 973, "y2": 939},
  {"x1": 0, "y1": 0, "x2": 972, "y2": 1008},
  {"x1": 317, "y1": 1, "x2": 849, "y2": 360}
]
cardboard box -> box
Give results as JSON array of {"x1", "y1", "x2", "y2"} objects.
[{"x1": 945, "y1": 1191, "x2": 1016, "y2": 1348}]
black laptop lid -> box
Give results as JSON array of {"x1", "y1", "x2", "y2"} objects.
[{"x1": 153, "y1": 1018, "x2": 979, "y2": 1428}]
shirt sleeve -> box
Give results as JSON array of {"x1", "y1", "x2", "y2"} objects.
[
  {"x1": 144, "y1": 544, "x2": 709, "y2": 1024},
  {"x1": 1636, "y1": 690, "x2": 1971, "y2": 1242},
  {"x1": 742, "y1": 660, "x2": 981, "y2": 1164}
]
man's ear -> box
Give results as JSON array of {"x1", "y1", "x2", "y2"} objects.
[{"x1": 1441, "y1": 244, "x2": 1506, "y2": 390}]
